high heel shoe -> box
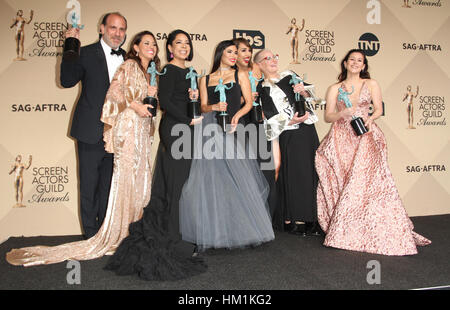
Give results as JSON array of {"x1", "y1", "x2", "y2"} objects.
[
  {"x1": 284, "y1": 222, "x2": 293, "y2": 232},
  {"x1": 192, "y1": 245, "x2": 200, "y2": 257},
  {"x1": 306, "y1": 221, "x2": 324, "y2": 236},
  {"x1": 289, "y1": 223, "x2": 307, "y2": 236}
]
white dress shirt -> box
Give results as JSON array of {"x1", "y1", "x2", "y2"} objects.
[{"x1": 100, "y1": 38, "x2": 124, "y2": 82}]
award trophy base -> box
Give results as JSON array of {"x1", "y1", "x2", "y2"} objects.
[
  {"x1": 250, "y1": 104, "x2": 263, "y2": 123},
  {"x1": 217, "y1": 113, "x2": 230, "y2": 132},
  {"x1": 351, "y1": 117, "x2": 368, "y2": 136},
  {"x1": 188, "y1": 100, "x2": 201, "y2": 119},
  {"x1": 294, "y1": 100, "x2": 306, "y2": 117},
  {"x1": 144, "y1": 96, "x2": 158, "y2": 116},
  {"x1": 63, "y1": 37, "x2": 81, "y2": 61}
]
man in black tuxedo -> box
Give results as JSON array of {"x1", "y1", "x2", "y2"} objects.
[{"x1": 61, "y1": 12, "x2": 127, "y2": 239}]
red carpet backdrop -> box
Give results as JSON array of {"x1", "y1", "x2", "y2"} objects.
[{"x1": 0, "y1": 0, "x2": 448, "y2": 241}]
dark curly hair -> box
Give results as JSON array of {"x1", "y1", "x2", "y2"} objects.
[{"x1": 125, "y1": 31, "x2": 161, "y2": 76}]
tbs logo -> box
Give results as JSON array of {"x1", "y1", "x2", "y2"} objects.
[{"x1": 233, "y1": 30, "x2": 265, "y2": 49}]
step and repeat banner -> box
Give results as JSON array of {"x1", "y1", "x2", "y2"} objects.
[{"x1": 1, "y1": 0, "x2": 448, "y2": 241}]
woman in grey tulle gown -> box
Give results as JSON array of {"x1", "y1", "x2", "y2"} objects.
[{"x1": 179, "y1": 40, "x2": 275, "y2": 252}]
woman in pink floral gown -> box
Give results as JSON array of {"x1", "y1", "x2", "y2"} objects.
[{"x1": 315, "y1": 49, "x2": 431, "y2": 256}]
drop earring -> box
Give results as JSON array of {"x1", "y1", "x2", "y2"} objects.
[{"x1": 170, "y1": 53, "x2": 173, "y2": 59}]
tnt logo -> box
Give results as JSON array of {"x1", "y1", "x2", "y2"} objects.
[
  {"x1": 233, "y1": 30, "x2": 265, "y2": 49},
  {"x1": 358, "y1": 33, "x2": 380, "y2": 56}
]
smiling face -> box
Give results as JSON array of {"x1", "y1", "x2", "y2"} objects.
[
  {"x1": 344, "y1": 52, "x2": 366, "y2": 74},
  {"x1": 100, "y1": 14, "x2": 127, "y2": 49},
  {"x1": 168, "y1": 33, "x2": 191, "y2": 61},
  {"x1": 134, "y1": 34, "x2": 157, "y2": 63},
  {"x1": 236, "y1": 42, "x2": 252, "y2": 68},
  {"x1": 221, "y1": 45, "x2": 237, "y2": 67},
  {"x1": 257, "y1": 50, "x2": 279, "y2": 76}
]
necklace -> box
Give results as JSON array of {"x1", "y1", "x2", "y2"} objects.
[{"x1": 219, "y1": 66, "x2": 231, "y2": 71}]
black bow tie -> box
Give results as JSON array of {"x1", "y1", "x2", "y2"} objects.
[{"x1": 110, "y1": 49, "x2": 122, "y2": 56}]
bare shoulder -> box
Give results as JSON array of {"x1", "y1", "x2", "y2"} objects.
[
  {"x1": 238, "y1": 69, "x2": 249, "y2": 80},
  {"x1": 363, "y1": 79, "x2": 381, "y2": 95},
  {"x1": 251, "y1": 65, "x2": 261, "y2": 76},
  {"x1": 365, "y1": 78, "x2": 379, "y2": 88}
]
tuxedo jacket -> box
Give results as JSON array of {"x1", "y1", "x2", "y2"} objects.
[{"x1": 60, "y1": 41, "x2": 126, "y2": 144}]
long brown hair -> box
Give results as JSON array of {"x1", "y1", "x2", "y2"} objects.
[
  {"x1": 125, "y1": 31, "x2": 161, "y2": 76},
  {"x1": 337, "y1": 49, "x2": 371, "y2": 82},
  {"x1": 233, "y1": 37, "x2": 253, "y2": 70}
]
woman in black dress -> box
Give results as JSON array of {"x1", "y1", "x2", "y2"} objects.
[
  {"x1": 105, "y1": 29, "x2": 206, "y2": 281},
  {"x1": 255, "y1": 49, "x2": 321, "y2": 236},
  {"x1": 179, "y1": 40, "x2": 274, "y2": 252}
]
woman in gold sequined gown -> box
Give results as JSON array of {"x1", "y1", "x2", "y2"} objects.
[
  {"x1": 315, "y1": 49, "x2": 431, "y2": 256},
  {"x1": 6, "y1": 31, "x2": 159, "y2": 266}
]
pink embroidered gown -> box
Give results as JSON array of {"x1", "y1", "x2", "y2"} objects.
[
  {"x1": 6, "y1": 60, "x2": 154, "y2": 266},
  {"x1": 315, "y1": 82, "x2": 431, "y2": 256}
]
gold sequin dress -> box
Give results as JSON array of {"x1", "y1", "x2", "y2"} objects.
[{"x1": 6, "y1": 60, "x2": 154, "y2": 266}]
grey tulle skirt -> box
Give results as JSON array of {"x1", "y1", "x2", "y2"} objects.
[{"x1": 179, "y1": 112, "x2": 275, "y2": 251}]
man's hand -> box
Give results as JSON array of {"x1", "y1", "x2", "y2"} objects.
[{"x1": 65, "y1": 27, "x2": 80, "y2": 40}]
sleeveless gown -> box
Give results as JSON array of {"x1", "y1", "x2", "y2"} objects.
[
  {"x1": 315, "y1": 82, "x2": 431, "y2": 256},
  {"x1": 179, "y1": 71, "x2": 275, "y2": 251}
]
